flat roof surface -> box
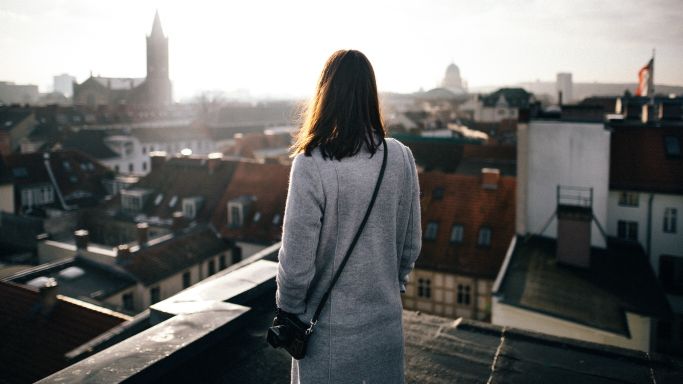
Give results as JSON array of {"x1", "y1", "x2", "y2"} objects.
[{"x1": 495, "y1": 235, "x2": 671, "y2": 336}]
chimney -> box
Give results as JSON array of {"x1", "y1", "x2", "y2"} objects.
[
  {"x1": 74, "y1": 229, "x2": 89, "y2": 250},
  {"x1": 659, "y1": 101, "x2": 683, "y2": 121},
  {"x1": 149, "y1": 152, "x2": 168, "y2": 171},
  {"x1": 38, "y1": 278, "x2": 59, "y2": 316},
  {"x1": 137, "y1": 222, "x2": 149, "y2": 246},
  {"x1": 556, "y1": 186, "x2": 592, "y2": 268},
  {"x1": 207, "y1": 152, "x2": 223, "y2": 175},
  {"x1": 481, "y1": 168, "x2": 500, "y2": 190},
  {"x1": 641, "y1": 104, "x2": 657, "y2": 124},
  {"x1": 171, "y1": 211, "x2": 185, "y2": 232},
  {"x1": 116, "y1": 244, "x2": 133, "y2": 265}
]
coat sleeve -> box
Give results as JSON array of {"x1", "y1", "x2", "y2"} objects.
[
  {"x1": 398, "y1": 145, "x2": 422, "y2": 293},
  {"x1": 275, "y1": 154, "x2": 324, "y2": 314}
]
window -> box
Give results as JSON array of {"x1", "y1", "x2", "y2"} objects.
[
  {"x1": 432, "y1": 187, "x2": 444, "y2": 200},
  {"x1": 424, "y1": 222, "x2": 438, "y2": 240},
  {"x1": 183, "y1": 199, "x2": 197, "y2": 219},
  {"x1": 457, "y1": 284, "x2": 471, "y2": 305},
  {"x1": 121, "y1": 194, "x2": 142, "y2": 211},
  {"x1": 208, "y1": 259, "x2": 216, "y2": 276},
  {"x1": 150, "y1": 286, "x2": 160, "y2": 304},
  {"x1": 128, "y1": 163, "x2": 134, "y2": 173},
  {"x1": 142, "y1": 162, "x2": 147, "y2": 172},
  {"x1": 114, "y1": 165, "x2": 120, "y2": 173},
  {"x1": 142, "y1": 146, "x2": 147, "y2": 154},
  {"x1": 122, "y1": 292, "x2": 134, "y2": 311},
  {"x1": 617, "y1": 220, "x2": 638, "y2": 241},
  {"x1": 62, "y1": 160, "x2": 72, "y2": 171},
  {"x1": 478, "y1": 227, "x2": 492, "y2": 246},
  {"x1": 664, "y1": 136, "x2": 681, "y2": 157},
  {"x1": 219, "y1": 254, "x2": 227, "y2": 270},
  {"x1": 168, "y1": 195, "x2": 178, "y2": 208},
  {"x1": 228, "y1": 203, "x2": 243, "y2": 228},
  {"x1": 660, "y1": 255, "x2": 683, "y2": 294},
  {"x1": 417, "y1": 278, "x2": 431, "y2": 298},
  {"x1": 450, "y1": 224, "x2": 464, "y2": 243},
  {"x1": 154, "y1": 193, "x2": 164, "y2": 206},
  {"x1": 272, "y1": 213, "x2": 282, "y2": 226},
  {"x1": 618, "y1": 192, "x2": 639, "y2": 207},
  {"x1": 20, "y1": 185, "x2": 55, "y2": 208},
  {"x1": 253, "y1": 212, "x2": 261, "y2": 223},
  {"x1": 664, "y1": 208, "x2": 678, "y2": 233},
  {"x1": 182, "y1": 271, "x2": 191, "y2": 289}
]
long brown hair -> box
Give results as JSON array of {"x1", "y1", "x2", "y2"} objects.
[{"x1": 292, "y1": 50, "x2": 386, "y2": 160}]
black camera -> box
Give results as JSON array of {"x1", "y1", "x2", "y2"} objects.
[{"x1": 266, "y1": 309, "x2": 310, "y2": 359}]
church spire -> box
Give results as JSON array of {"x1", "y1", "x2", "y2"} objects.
[{"x1": 150, "y1": 10, "x2": 164, "y2": 38}]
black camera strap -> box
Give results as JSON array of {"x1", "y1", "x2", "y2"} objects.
[{"x1": 306, "y1": 137, "x2": 388, "y2": 335}]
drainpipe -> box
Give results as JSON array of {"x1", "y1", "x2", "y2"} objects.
[
  {"x1": 647, "y1": 193, "x2": 654, "y2": 260},
  {"x1": 43, "y1": 153, "x2": 77, "y2": 211}
]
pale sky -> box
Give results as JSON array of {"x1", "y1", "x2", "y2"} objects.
[{"x1": 1, "y1": 0, "x2": 682, "y2": 101}]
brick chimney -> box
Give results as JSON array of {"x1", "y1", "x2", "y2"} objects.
[
  {"x1": 74, "y1": 229, "x2": 89, "y2": 250},
  {"x1": 481, "y1": 168, "x2": 500, "y2": 190},
  {"x1": 556, "y1": 186, "x2": 593, "y2": 268},
  {"x1": 207, "y1": 153, "x2": 223, "y2": 175},
  {"x1": 149, "y1": 152, "x2": 168, "y2": 172},
  {"x1": 116, "y1": 244, "x2": 133, "y2": 265},
  {"x1": 38, "y1": 278, "x2": 59, "y2": 316},
  {"x1": 137, "y1": 222, "x2": 149, "y2": 246},
  {"x1": 171, "y1": 211, "x2": 186, "y2": 232}
]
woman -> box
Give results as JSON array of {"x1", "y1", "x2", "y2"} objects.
[{"x1": 275, "y1": 49, "x2": 421, "y2": 384}]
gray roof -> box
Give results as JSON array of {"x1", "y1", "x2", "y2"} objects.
[
  {"x1": 495, "y1": 235, "x2": 672, "y2": 336},
  {"x1": 6, "y1": 256, "x2": 136, "y2": 302}
]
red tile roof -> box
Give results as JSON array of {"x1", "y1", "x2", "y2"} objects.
[
  {"x1": 417, "y1": 171, "x2": 516, "y2": 278},
  {"x1": 213, "y1": 161, "x2": 290, "y2": 243},
  {"x1": 0, "y1": 280, "x2": 129, "y2": 383},
  {"x1": 609, "y1": 123, "x2": 683, "y2": 194}
]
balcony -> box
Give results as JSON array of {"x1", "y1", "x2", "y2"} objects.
[{"x1": 38, "y1": 244, "x2": 683, "y2": 383}]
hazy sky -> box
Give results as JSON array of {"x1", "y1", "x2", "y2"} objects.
[{"x1": 1, "y1": 0, "x2": 682, "y2": 100}]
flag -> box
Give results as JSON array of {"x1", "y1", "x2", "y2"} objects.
[{"x1": 635, "y1": 58, "x2": 654, "y2": 97}]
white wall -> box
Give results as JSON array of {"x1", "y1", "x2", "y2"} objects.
[
  {"x1": 492, "y1": 298, "x2": 652, "y2": 352},
  {"x1": 520, "y1": 121, "x2": 610, "y2": 247}
]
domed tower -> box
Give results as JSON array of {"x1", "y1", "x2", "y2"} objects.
[
  {"x1": 441, "y1": 63, "x2": 463, "y2": 91},
  {"x1": 144, "y1": 11, "x2": 172, "y2": 106}
]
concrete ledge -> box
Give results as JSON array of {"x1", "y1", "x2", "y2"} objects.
[{"x1": 37, "y1": 243, "x2": 281, "y2": 384}]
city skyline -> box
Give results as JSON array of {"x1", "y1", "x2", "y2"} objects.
[{"x1": 1, "y1": 0, "x2": 683, "y2": 101}]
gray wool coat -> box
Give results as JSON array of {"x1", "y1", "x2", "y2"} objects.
[{"x1": 275, "y1": 137, "x2": 422, "y2": 384}]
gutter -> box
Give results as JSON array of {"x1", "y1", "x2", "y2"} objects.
[
  {"x1": 492, "y1": 235, "x2": 517, "y2": 295},
  {"x1": 647, "y1": 193, "x2": 654, "y2": 258}
]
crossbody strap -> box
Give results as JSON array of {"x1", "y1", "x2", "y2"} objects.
[{"x1": 307, "y1": 138, "x2": 388, "y2": 334}]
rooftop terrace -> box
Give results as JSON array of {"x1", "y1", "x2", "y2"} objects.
[{"x1": 36, "y1": 244, "x2": 683, "y2": 384}]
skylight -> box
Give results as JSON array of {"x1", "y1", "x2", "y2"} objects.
[
  {"x1": 253, "y1": 212, "x2": 261, "y2": 222},
  {"x1": 154, "y1": 193, "x2": 164, "y2": 206},
  {"x1": 12, "y1": 167, "x2": 28, "y2": 178},
  {"x1": 168, "y1": 195, "x2": 178, "y2": 207}
]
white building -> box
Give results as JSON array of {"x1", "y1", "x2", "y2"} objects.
[
  {"x1": 53, "y1": 74, "x2": 76, "y2": 98},
  {"x1": 493, "y1": 118, "x2": 671, "y2": 353},
  {"x1": 556, "y1": 72, "x2": 573, "y2": 104}
]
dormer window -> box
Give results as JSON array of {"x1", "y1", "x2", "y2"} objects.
[
  {"x1": 227, "y1": 202, "x2": 244, "y2": 228},
  {"x1": 227, "y1": 195, "x2": 255, "y2": 228},
  {"x1": 20, "y1": 184, "x2": 54, "y2": 208},
  {"x1": 182, "y1": 197, "x2": 203, "y2": 220},
  {"x1": 121, "y1": 189, "x2": 152, "y2": 212}
]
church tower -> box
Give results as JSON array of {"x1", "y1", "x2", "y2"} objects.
[{"x1": 144, "y1": 11, "x2": 172, "y2": 105}]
